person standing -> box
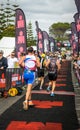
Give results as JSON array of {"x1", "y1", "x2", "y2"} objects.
[
  {"x1": 6, "y1": 51, "x2": 19, "y2": 89},
  {"x1": 7, "y1": 51, "x2": 19, "y2": 68},
  {"x1": 0, "y1": 50, "x2": 8, "y2": 78},
  {"x1": 19, "y1": 47, "x2": 40, "y2": 110},
  {"x1": 46, "y1": 53, "x2": 61, "y2": 96}
]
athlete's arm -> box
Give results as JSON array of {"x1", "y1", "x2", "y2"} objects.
[
  {"x1": 19, "y1": 56, "x2": 26, "y2": 68},
  {"x1": 56, "y1": 59, "x2": 61, "y2": 71},
  {"x1": 36, "y1": 57, "x2": 40, "y2": 68},
  {"x1": 45, "y1": 59, "x2": 50, "y2": 68}
]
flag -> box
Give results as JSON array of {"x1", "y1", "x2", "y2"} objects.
[
  {"x1": 74, "y1": 13, "x2": 80, "y2": 32},
  {"x1": 35, "y1": 21, "x2": 44, "y2": 53},
  {"x1": 75, "y1": 0, "x2": 80, "y2": 13},
  {"x1": 15, "y1": 8, "x2": 27, "y2": 59},
  {"x1": 71, "y1": 22, "x2": 77, "y2": 34},
  {"x1": 49, "y1": 37, "x2": 55, "y2": 52},
  {"x1": 42, "y1": 31, "x2": 49, "y2": 52},
  {"x1": 74, "y1": 13, "x2": 80, "y2": 54}
]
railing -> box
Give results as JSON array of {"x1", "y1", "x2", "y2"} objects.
[
  {"x1": 0, "y1": 68, "x2": 47, "y2": 95},
  {"x1": 0, "y1": 68, "x2": 25, "y2": 92}
]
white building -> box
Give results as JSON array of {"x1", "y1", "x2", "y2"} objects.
[
  {"x1": 0, "y1": 37, "x2": 15, "y2": 57},
  {"x1": 0, "y1": 37, "x2": 37, "y2": 57}
]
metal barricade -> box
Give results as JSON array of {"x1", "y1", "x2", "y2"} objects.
[
  {"x1": 0, "y1": 68, "x2": 46, "y2": 94},
  {"x1": 0, "y1": 68, "x2": 25, "y2": 92}
]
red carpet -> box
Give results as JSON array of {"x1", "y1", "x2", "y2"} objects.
[{"x1": 0, "y1": 61, "x2": 79, "y2": 130}]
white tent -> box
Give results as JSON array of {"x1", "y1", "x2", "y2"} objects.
[{"x1": 0, "y1": 37, "x2": 15, "y2": 57}]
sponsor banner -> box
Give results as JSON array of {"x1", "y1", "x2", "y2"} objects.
[
  {"x1": 49, "y1": 37, "x2": 55, "y2": 52},
  {"x1": 15, "y1": 8, "x2": 27, "y2": 59},
  {"x1": 74, "y1": 13, "x2": 80, "y2": 54},
  {"x1": 72, "y1": 41, "x2": 78, "y2": 55},
  {"x1": 75, "y1": 0, "x2": 80, "y2": 13},
  {"x1": 35, "y1": 21, "x2": 44, "y2": 53},
  {"x1": 71, "y1": 22, "x2": 78, "y2": 35},
  {"x1": 42, "y1": 31, "x2": 49, "y2": 52},
  {"x1": 69, "y1": 33, "x2": 78, "y2": 55},
  {"x1": 69, "y1": 34, "x2": 73, "y2": 45},
  {"x1": 74, "y1": 13, "x2": 80, "y2": 32}
]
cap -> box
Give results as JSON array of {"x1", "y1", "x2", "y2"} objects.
[
  {"x1": 41, "y1": 53, "x2": 46, "y2": 58},
  {"x1": 0, "y1": 50, "x2": 4, "y2": 54}
]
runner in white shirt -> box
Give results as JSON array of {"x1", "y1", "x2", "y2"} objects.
[{"x1": 19, "y1": 47, "x2": 40, "y2": 110}]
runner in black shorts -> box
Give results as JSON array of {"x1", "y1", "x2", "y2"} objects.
[
  {"x1": 45, "y1": 53, "x2": 61, "y2": 96},
  {"x1": 37, "y1": 53, "x2": 46, "y2": 90}
]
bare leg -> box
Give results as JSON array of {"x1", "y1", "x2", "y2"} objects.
[
  {"x1": 47, "y1": 81, "x2": 52, "y2": 91},
  {"x1": 40, "y1": 77, "x2": 44, "y2": 89},
  {"x1": 51, "y1": 81, "x2": 56, "y2": 93},
  {"x1": 25, "y1": 84, "x2": 32, "y2": 100},
  {"x1": 23, "y1": 84, "x2": 32, "y2": 110}
]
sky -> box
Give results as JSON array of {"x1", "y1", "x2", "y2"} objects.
[{"x1": 1, "y1": 0, "x2": 77, "y2": 36}]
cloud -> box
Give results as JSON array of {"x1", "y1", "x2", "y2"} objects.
[{"x1": 1, "y1": 0, "x2": 77, "y2": 36}]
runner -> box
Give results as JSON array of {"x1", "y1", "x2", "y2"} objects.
[
  {"x1": 37, "y1": 53, "x2": 46, "y2": 90},
  {"x1": 46, "y1": 53, "x2": 61, "y2": 96},
  {"x1": 19, "y1": 47, "x2": 40, "y2": 110}
]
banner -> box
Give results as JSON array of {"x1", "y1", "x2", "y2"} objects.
[
  {"x1": 72, "y1": 41, "x2": 78, "y2": 55},
  {"x1": 74, "y1": 13, "x2": 80, "y2": 32},
  {"x1": 69, "y1": 34, "x2": 73, "y2": 46},
  {"x1": 35, "y1": 21, "x2": 44, "y2": 53},
  {"x1": 15, "y1": 8, "x2": 27, "y2": 59},
  {"x1": 74, "y1": 13, "x2": 80, "y2": 55},
  {"x1": 71, "y1": 22, "x2": 78, "y2": 55},
  {"x1": 75, "y1": 0, "x2": 80, "y2": 13},
  {"x1": 42, "y1": 31, "x2": 49, "y2": 52},
  {"x1": 71, "y1": 22, "x2": 77, "y2": 34},
  {"x1": 71, "y1": 22, "x2": 78, "y2": 45},
  {"x1": 49, "y1": 37, "x2": 55, "y2": 52}
]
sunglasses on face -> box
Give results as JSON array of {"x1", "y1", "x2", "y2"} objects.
[{"x1": 11, "y1": 54, "x2": 15, "y2": 56}]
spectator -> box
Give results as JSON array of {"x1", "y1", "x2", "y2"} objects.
[
  {"x1": 7, "y1": 51, "x2": 19, "y2": 68},
  {"x1": 6, "y1": 51, "x2": 19, "y2": 89},
  {"x1": 0, "y1": 50, "x2": 8, "y2": 78}
]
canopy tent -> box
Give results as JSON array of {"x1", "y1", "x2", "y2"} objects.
[{"x1": 0, "y1": 37, "x2": 15, "y2": 57}]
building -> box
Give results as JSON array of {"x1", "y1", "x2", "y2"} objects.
[{"x1": 0, "y1": 37, "x2": 15, "y2": 57}]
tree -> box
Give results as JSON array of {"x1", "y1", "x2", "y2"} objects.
[
  {"x1": 0, "y1": 3, "x2": 6, "y2": 39},
  {"x1": 27, "y1": 21, "x2": 36, "y2": 47},
  {"x1": 2, "y1": 25, "x2": 15, "y2": 37},
  {"x1": 0, "y1": 0, "x2": 19, "y2": 39},
  {"x1": 49, "y1": 22, "x2": 71, "y2": 42},
  {"x1": 4, "y1": 0, "x2": 19, "y2": 26}
]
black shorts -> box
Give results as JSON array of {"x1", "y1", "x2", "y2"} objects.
[
  {"x1": 37, "y1": 68, "x2": 44, "y2": 77},
  {"x1": 48, "y1": 71, "x2": 57, "y2": 81}
]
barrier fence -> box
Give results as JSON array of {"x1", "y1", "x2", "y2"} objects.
[
  {"x1": 0, "y1": 68, "x2": 25, "y2": 93},
  {"x1": 0, "y1": 68, "x2": 47, "y2": 97}
]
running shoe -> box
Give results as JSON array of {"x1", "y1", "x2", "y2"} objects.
[
  {"x1": 50, "y1": 92, "x2": 54, "y2": 96},
  {"x1": 23, "y1": 101, "x2": 28, "y2": 110},
  {"x1": 46, "y1": 86, "x2": 50, "y2": 92},
  {"x1": 39, "y1": 87, "x2": 42, "y2": 90},
  {"x1": 28, "y1": 100, "x2": 35, "y2": 107}
]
